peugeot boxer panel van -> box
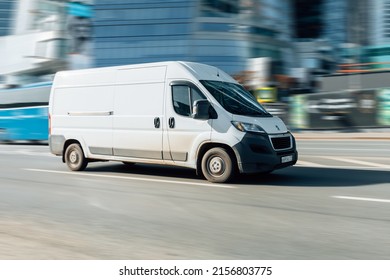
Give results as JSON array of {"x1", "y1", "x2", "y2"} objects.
[{"x1": 49, "y1": 61, "x2": 297, "y2": 183}]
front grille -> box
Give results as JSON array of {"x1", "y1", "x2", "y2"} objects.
[{"x1": 269, "y1": 134, "x2": 292, "y2": 151}]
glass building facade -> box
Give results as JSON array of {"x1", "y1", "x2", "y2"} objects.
[
  {"x1": 293, "y1": 0, "x2": 371, "y2": 68},
  {"x1": 294, "y1": 0, "x2": 369, "y2": 47},
  {"x1": 323, "y1": 0, "x2": 370, "y2": 47},
  {"x1": 294, "y1": 0, "x2": 323, "y2": 39},
  {"x1": 371, "y1": 0, "x2": 390, "y2": 45},
  {"x1": 93, "y1": 0, "x2": 294, "y2": 75},
  {"x1": 322, "y1": 0, "x2": 347, "y2": 47},
  {"x1": 364, "y1": 0, "x2": 390, "y2": 67},
  {"x1": 0, "y1": 0, "x2": 16, "y2": 36}
]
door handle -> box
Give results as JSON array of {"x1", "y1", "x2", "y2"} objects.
[
  {"x1": 168, "y1": 117, "x2": 175, "y2": 128},
  {"x1": 154, "y1": 117, "x2": 160, "y2": 128}
]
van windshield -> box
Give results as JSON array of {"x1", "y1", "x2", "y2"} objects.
[{"x1": 200, "y1": 80, "x2": 271, "y2": 117}]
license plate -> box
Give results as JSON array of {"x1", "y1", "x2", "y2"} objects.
[{"x1": 281, "y1": 155, "x2": 293, "y2": 163}]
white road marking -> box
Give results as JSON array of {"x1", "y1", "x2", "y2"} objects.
[
  {"x1": 24, "y1": 168, "x2": 237, "y2": 189},
  {"x1": 17, "y1": 150, "x2": 52, "y2": 157},
  {"x1": 297, "y1": 160, "x2": 326, "y2": 167},
  {"x1": 0, "y1": 150, "x2": 52, "y2": 157},
  {"x1": 321, "y1": 156, "x2": 390, "y2": 169},
  {"x1": 294, "y1": 165, "x2": 387, "y2": 171},
  {"x1": 299, "y1": 147, "x2": 389, "y2": 152},
  {"x1": 333, "y1": 196, "x2": 390, "y2": 204}
]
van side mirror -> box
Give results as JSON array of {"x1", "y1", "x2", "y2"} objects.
[{"x1": 192, "y1": 99, "x2": 211, "y2": 120}]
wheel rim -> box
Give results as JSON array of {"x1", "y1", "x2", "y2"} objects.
[
  {"x1": 69, "y1": 150, "x2": 78, "y2": 164},
  {"x1": 207, "y1": 156, "x2": 225, "y2": 177}
]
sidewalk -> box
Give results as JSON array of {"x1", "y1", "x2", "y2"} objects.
[{"x1": 294, "y1": 130, "x2": 390, "y2": 140}]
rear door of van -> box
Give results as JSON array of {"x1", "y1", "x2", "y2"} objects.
[{"x1": 51, "y1": 84, "x2": 114, "y2": 156}]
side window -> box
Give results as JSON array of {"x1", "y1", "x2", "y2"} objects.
[
  {"x1": 172, "y1": 85, "x2": 191, "y2": 116},
  {"x1": 191, "y1": 87, "x2": 205, "y2": 106},
  {"x1": 172, "y1": 85, "x2": 206, "y2": 117}
]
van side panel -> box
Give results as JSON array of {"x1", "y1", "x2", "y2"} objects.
[
  {"x1": 112, "y1": 66, "x2": 166, "y2": 161},
  {"x1": 113, "y1": 83, "x2": 164, "y2": 159},
  {"x1": 51, "y1": 85, "x2": 114, "y2": 156},
  {"x1": 53, "y1": 69, "x2": 114, "y2": 87}
]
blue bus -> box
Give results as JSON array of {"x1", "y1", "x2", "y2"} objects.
[{"x1": 0, "y1": 82, "x2": 51, "y2": 142}]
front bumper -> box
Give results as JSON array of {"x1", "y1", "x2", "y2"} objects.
[{"x1": 233, "y1": 132, "x2": 298, "y2": 174}]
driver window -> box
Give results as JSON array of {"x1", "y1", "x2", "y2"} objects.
[
  {"x1": 172, "y1": 85, "x2": 191, "y2": 116},
  {"x1": 190, "y1": 87, "x2": 204, "y2": 105},
  {"x1": 172, "y1": 85, "x2": 206, "y2": 117}
]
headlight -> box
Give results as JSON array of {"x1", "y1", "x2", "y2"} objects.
[{"x1": 231, "y1": 121, "x2": 266, "y2": 133}]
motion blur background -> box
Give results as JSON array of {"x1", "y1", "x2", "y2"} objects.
[{"x1": 1, "y1": 0, "x2": 390, "y2": 142}]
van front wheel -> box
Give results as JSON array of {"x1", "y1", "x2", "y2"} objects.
[
  {"x1": 65, "y1": 143, "x2": 88, "y2": 171},
  {"x1": 201, "y1": 147, "x2": 234, "y2": 183}
]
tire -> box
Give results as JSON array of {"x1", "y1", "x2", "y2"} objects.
[
  {"x1": 64, "y1": 143, "x2": 88, "y2": 171},
  {"x1": 201, "y1": 147, "x2": 234, "y2": 183}
]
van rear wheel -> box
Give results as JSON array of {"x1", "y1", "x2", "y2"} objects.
[
  {"x1": 65, "y1": 143, "x2": 88, "y2": 171},
  {"x1": 201, "y1": 147, "x2": 234, "y2": 183}
]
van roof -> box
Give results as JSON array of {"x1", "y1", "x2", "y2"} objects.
[
  {"x1": 178, "y1": 61, "x2": 236, "y2": 83},
  {"x1": 55, "y1": 61, "x2": 237, "y2": 83}
]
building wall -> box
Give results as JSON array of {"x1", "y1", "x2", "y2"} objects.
[
  {"x1": 371, "y1": 0, "x2": 390, "y2": 45},
  {"x1": 93, "y1": 1, "x2": 196, "y2": 67},
  {"x1": 93, "y1": 0, "x2": 294, "y2": 76},
  {"x1": 0, "y1": 0, "x2": 70, "y2": 85},
  {"x1": 0, "y1": 0, "x2": 16, "y2": 36},
  {"x1": 322, "y1": 0, "x2": 347, "y2": 47},
  {"x1": 347, "y1": 0, "x2": 370, "y2": 46},
  {"x1": 294, "y1": 0, "x2": 323, "y2": 39}
]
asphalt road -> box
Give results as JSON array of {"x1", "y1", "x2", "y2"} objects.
[{"x1": 0, "y1": 138, "x2": 389, "y2": 259}]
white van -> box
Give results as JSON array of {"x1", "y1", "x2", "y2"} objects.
[{"x1": 49, "y1": 61, "x2": 297, "y2": 183}]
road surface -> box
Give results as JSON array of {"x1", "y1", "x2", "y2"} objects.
[{"x1": 0, "y1": 138, "x2": 389, "y2": 259}]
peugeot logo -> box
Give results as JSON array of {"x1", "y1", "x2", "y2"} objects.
[{"x1": 275, "y1": 125, "x2": 280, "y2": 131}]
